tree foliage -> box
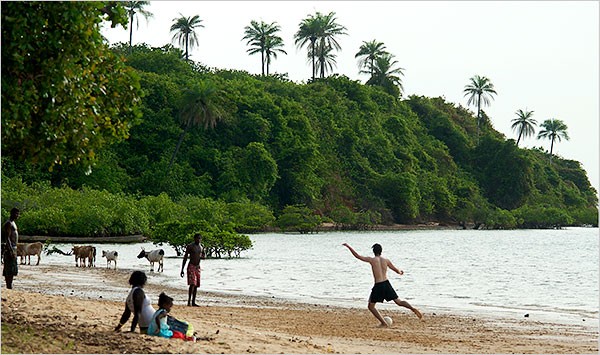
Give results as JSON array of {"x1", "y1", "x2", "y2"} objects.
[
  {"x1": 2, "y1": 42, "x2": 596, "y2": 231},
  {"x1": 1, "y1": 1, "x2": 142, "y2": 170}
]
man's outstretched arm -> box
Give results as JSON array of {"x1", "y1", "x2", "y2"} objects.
[
  {"x1": 342, "y1": 243, "x2": 370, "y2": 262},
  {"x1": 387, "y1": 259, "x2": 404, "y2": 275}
]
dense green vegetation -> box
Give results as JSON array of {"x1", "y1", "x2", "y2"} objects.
[{"x1": 2, "y1": 2, "x2": 597, "y2": 250}]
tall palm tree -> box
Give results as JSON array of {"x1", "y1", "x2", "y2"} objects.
[
  {"x1": 242, "y1": 20, "x2": 286, "y2": 75},
  {"x1": 511, "y1": 109, "x2": 537, "y2": 146},
  {"x1": 355, "y1": 40, "x2": 388, "y2": 77},
  {"x1": 170, "y1": 14, "x2": 204, "y2": 61},
  {"x1": 295, "y1": 14, "x2": 320, "y2": 80},
  {"x1": 363, "y1": 53, "x2": 404, "y2": 97},
  {"x1": 264, "y1": 35, "x2": 286, "y2": 75},
  {"x1": 309, "y1": 42, "x2": 337, "y2": 78},
  {"x1": 168, "y1": 81, "x2": 224, "y2": 172},
  {"x1": 537, "y1": 118, "x2": 569, "y2": 158},
  {"x1": 463, "y1": 75, "x2": 497, "y2": 140},
  {"x1": 124, "y1": 1, "x2": 153, "y2": 53},
  {"x1": 295, "y1": 11, "x2": 347, "y2": 80}
]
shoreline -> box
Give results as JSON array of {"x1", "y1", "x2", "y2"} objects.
[
  {"x1": 1, "y1": 265, "x2": 598, "y2": 354},
  {"x1": 18, "y1": 224, "x2": 598, "y2": 244},
  {"x1": 17, "y1": 223, "x2": 460, "y2": 243}
]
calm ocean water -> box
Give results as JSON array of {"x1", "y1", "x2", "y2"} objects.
[{"x1": 41, "y1": 227, "x2": 598, "y2": 325}]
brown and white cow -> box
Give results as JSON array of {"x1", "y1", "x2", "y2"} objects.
[
  {"x1": 71, "y1": 245, "x2": 96, "y2": 267},
  {"x1": 16, "y1": 242, "x2": 43, "y2": 265}
]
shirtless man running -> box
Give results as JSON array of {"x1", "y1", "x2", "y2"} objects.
[
  {"x1": 180, "y1": 233, "x2": 205, "y2": 307},
  {"x1": 342, "y1": 242, "x2": 422, "y2": 326}
]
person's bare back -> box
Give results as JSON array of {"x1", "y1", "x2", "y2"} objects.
[{"x1": 369, "y1": 256, "x2": 388, "y2": 283}]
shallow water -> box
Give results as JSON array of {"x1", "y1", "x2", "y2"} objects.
[{"x1": 37, "y1": 227, "x2": 598, "y2": 325}]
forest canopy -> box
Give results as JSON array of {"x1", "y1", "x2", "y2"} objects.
[{"x1": 1, "y1": 3, "x2": 597, "y2": 240}]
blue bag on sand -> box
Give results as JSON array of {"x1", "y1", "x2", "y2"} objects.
[{"x1": 167, "y1": 315, "x2": 194, "y2": 337}]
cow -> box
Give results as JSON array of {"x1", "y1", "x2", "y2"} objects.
[
  {"x1": 72, "y1": 245, "x2": 95, "y2": 267},
  {"x1": 137, "y1": 248, "x2": 164, "y2": 272},
  {"x1": 102, "y1": 250, "x2": 118, "y2": 269},
  {"x1": 16, "y1": 242, "x2": 43, "y2": 265}
]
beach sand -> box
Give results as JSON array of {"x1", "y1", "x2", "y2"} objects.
[{"x1": 1, "y1": 265, "x2": 598, "y2": 354}]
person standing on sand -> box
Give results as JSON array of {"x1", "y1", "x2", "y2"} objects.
[
  {"x1": 180, "y1": 233, "x2": 205, "y2": 307},
  {"x1": 342, "y1": 242, "x2": 422, "y2": 327},
  {"x1": 2, "y1": 208, "x2": 20, "y2": 289}
]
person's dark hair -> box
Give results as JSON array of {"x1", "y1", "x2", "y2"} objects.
[
  {"x1": 128, "y1": 270, "x2": 147, "y2": 287},
  {"x1": 158, "y1": 292, "x2": 174, "y2": 308},
  {"x1": 372, "y1": 243, "x2": 382, "y2": 256},
  {"x1": 10, "y1": 207, "x2": 19, "y2": 216}
]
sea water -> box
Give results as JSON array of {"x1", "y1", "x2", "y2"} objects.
[{"x1": 39, "y1": 227, "x2": 598, "y2": 325}]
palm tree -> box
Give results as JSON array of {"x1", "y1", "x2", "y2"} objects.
[
  {"x1": 511, "y1": 109, "x2": 537, "y2": 146},
  {"x1": 463, "y1": 75, "x2": 497, "y2": 140},
  {"x1": 264, "y1": 35, "x2": 286, "y2": 75},
  {"x1": 170, "y1": 14, "x2": 204, "y2": 61},
  {"x1": 242, "y1": 20, "x2": 286, "y2": 75},
  {"x1": 537, "y1": 118, "x2": 569, "y2": 158},
  {"x1": 295, "y1": 14, "x2": 320, "y2": 80},
  {"x1": 364, "y1": 53, "x2": 404, "y2": 97},
  {"x1": 124, "y1": 1, "x2": 153, "y2": 53},
  {"x1": 355, "y1": 40, "x2": 388, "y2": 77},
  {"x1": 167, "y1": 81, "x2": 224, "y2": 172},
  {"x1": 295, "y1": 11, "x2": 347, "y2": 80},
  {"x1": 309, "y1": 42, "x2": 337, "y2": 78}
]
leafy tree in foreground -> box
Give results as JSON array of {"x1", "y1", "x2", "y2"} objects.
[
  {"x1": 463, "y1": 75, "x2": 497, "y2": 141},
  {"x1": 511, "y1": 109, "x2": 537, "y2": 146},
  {"x1": 1, "y1": 1, "x2": 141, "y2": 171},
  {"x1": 537, "y1": 118, "x2": 569, "y2": 158},
  {"x1": 170, "y1": 13, "x2": 204, "y2": 60}
]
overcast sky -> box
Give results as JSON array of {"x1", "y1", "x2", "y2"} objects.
[{"x1": 101, "y1": 1, "x2": 599, "y2": 192}]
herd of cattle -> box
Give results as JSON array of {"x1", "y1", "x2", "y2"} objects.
[{"x1": 13, "y1": 242, "x2": 165, "y2": 272}]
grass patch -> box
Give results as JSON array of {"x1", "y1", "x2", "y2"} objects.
[{"x1": 1, "y1": 322, "x2": 74, "y2": 353}]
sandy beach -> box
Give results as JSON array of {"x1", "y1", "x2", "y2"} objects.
[{"x1": 1, "y1": 264, "x2": 598, "y2": 354}]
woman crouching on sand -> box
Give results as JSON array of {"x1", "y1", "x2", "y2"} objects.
[{"x1": 114, "y1": 270, "x2": 156, "y2": 334}]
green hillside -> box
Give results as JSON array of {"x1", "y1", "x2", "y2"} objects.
[
  {"x1": 2, "y1": 2, "x2": 597, "y2": 239},
  {"x1": 3, "y1": 43, "x2": 597, "y2": 232}
]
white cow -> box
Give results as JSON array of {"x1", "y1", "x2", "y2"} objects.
[
  {"x1": 102, "y1": 250, "x2": 118, "y2": 269},
  {"x1": 137, "y1": 248, "x2": 164, "y2": 272}
]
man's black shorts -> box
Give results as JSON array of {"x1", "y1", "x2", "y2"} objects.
[{"x1": 369, "y1": 280, "x2": 398, "y2": 303}]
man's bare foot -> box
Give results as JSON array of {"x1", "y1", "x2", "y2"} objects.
[
  {"x1": 191, "y1": 303, "x2": 200, "y2": 307},
  {"x1": 413, "y1": 308, "x2": 423, "y2": 320}
]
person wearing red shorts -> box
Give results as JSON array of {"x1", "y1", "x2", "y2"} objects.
[{"x1": 180, "y1": 233, "x2": 205, "y2": 307}]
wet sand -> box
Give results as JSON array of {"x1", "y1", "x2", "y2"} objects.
[{"x1": 1, "y1": 264, "x2": 598, "y2": 354}]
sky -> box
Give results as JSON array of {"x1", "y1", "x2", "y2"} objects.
[{"x1": 101, "y1": 1, "x2": 599, "y2": 192}]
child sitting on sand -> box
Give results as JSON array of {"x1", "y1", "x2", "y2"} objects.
[{"x1": 148, "y1": 292, "x2": 195, "y2": 341}]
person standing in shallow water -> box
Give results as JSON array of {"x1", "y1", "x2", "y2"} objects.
[
  {"x1": 180, "y1": 233, "x2": 205, "y2": 307},
  {"x1": 342, "y1": 242, "x2": 422, "y2": 327},
  {"x1": 2, "y1": 208, "x2": 20, "y2": 289}
]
